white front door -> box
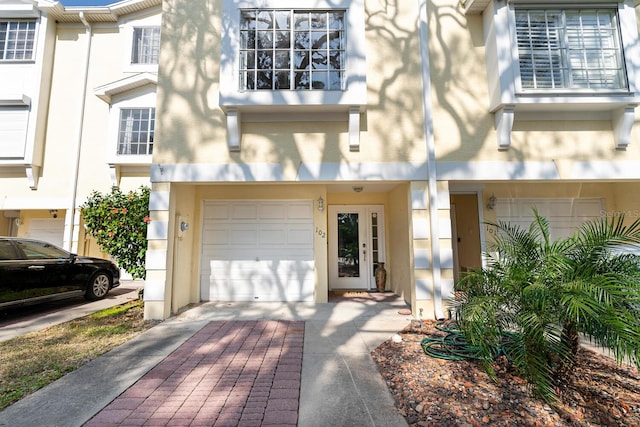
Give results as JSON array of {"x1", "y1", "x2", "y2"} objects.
[{"x1": 328, "y1": 205, "x2": 385, "y2": 290}]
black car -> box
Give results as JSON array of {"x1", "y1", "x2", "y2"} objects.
[{"x1": 0, "y1": 237, "x2": 120, "y2": 309}]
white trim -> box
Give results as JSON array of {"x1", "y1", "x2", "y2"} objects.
[
  {"x1": 150, "y1": 162, "x2": 429, "y2": 183},
  {"x1": 143, "y1": 279, "x2": 165, "y2": 301},
  {"x1": 149, "y1": 191, "x2": 170, "y2": 210},
  {"x1": 0, "y1": 197, "x2": 68, "y2": 210},
  {"x1": 415, "y1": 278, "x2": 432, "y2": 300},
  {"x1": 437, "y1": 161, "x2": 561, "y2": 180},
  {"x1": 0, "y1": 94, "x2": 30, "y2": 106},
  {"x1": 419, "y1": 0, "x2": 444, "y2": 319},
  {"x1": 414, "y1": 249, "x2": 430, "y2": 269},
  {"x1": 145, "y1": 249, "x2": 167, "y2": 270},
  {"x1": 94, "y1": 72, "x2": 157, "y2": 104},
  {"x1": 146, "y1": 220, "x2": 168, "y2": 240},
  {"x1": 437, "y1": 160, "x2": 640, "y2": 180}
]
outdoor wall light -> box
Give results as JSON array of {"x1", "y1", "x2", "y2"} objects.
[
  {"x1": 317, "y1": 196, "x2": 324, "y2": 212},
  {"x1": 486, "y1": 194, "x2": 497, "y2": 210},
  {"x1": 49, "y1": 209, "x2": 58, "y2": 218},
  {"x1": 14, "y1": 218, "x2": 23, "y2": 227},
  {"x1": 352, "y1": 186, "x2": 363, "y2": 193}
]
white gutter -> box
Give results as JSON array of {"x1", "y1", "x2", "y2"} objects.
[
  {"x1": 64, "y1": 11, "x2": 92, "y2": 252},
  {"x1": 418, "y1": 0, "x2": 444, "y2": 320}
]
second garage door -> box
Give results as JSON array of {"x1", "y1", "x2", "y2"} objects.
[
  {"x1": 200, "y1": 200, "x2": 315, "y2": 302},
  {"x1": 496, "y1": 198, "x2": 603, "y2": 240}
]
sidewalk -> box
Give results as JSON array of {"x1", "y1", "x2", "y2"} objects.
[{"x1": 0, "y1": 293, "x2": 412, "y2": 427}]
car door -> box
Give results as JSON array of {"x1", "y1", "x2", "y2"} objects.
[
  {"x1": 0, "y1": 239, "x2": 28, "y2": 305},
  {"x1": 13, "y1": 239, "x2": 78, "y2": 299}
]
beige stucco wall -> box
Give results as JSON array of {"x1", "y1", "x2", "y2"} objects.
[
  {"x1": 427, "y1": 0, "x2": 640, "y2": 162},
  {"x1": 155, "y1": 0, "x2": 428, "y2": 166}
]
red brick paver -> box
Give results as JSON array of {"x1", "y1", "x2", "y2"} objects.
[{"x1": 85, "y1": 320, "x2": 304, "y2": 427}]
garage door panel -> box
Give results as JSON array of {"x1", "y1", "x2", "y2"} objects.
[
  {"x1": 204, "y1": 259, "x2": 314, "y2": 301},
  {"x1": 259, "y1": 203, "x2": 287, "y2": 219},
  {"x1": 204, "y1": 203, "x2": 230, "y2": 220},
  {"x1": 200, "y1": 200, "x2": 314, "y2": 302},
  {"x1": 287, "y1": 203, "x2": 314, "y2": 219},
  {"x1": 497, "y1": 198, "x2": 603, "y2": 241},
  {"x1": 231, "y1": 203, "x2": 258, "y2": 219}
]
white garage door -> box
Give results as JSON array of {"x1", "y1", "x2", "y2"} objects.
[
  {"x1": 26, "y1": 219, "x2": 65, "y2": 248},
  {"x1": 200, "y1": 200, "x2": 315, "y2": 302},
  {"x1": 496, "y1": 198, "x2": 603, "y2": 240}
]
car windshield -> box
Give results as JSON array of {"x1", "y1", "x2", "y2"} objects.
[{"x1": 15, "y1": 240, "x2": 70, "y2": 260}]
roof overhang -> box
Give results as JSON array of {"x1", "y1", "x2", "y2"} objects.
[
  {"x1": 36, "y1": 0, "x2": 161, "y2": 23},
  {"x1": 94, "y1": 72, "x2": 157, "y2": 103}
]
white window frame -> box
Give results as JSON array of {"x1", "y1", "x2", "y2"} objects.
[
  {"x1": 220, "y1": 0, "x2": 365, "y2": 109},
  {"x1": 117, "y1": 107, "x2": 155, "y2": 156},
  {"x1": 219, "y1": 0, "x2": 366, "y2": 152},
  {"x1": 121, "y1": 11, "x2": 161, "y2": 73},
  {"x1": 239, "y1": 9, "x2": 346, "y2": 91},
  {"x1": 469, "y1": 0, "x2": 640, "y2": 150},
  {"x1": 99, "y1": 84, "x2": 156, "y2": 187},
  {"x1": 131, "y1": 26, "x2": 160, "y2": 65},
  {"x1": 514, "y1": 8, "x2": 627, "y2": 93},
  {"x1": 0, "y1": 19, "x2": 36, "y2": 61}
]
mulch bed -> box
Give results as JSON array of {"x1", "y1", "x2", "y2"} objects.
[{"x1": 371, "y1": 320, "x2": 640, "y2": 427}]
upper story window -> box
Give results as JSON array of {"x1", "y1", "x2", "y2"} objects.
[
  {"x1": 239, "y1": 10, "x2": 345, "y2": 91},
  {"x1": 516, "y1": 8, "x2": 626, "y2": 91},
  {"x1": 118, "y1": 108, "x2": 154, "y2": 155},
  {"x1": 131, "y1": 27, "x2": 160, "y2": 65},
  {"x1": 0, "y1": 20, "x2": 36, "y2": 61},
  {"x1": 463, "y1": 0, "x2": 640, "y2": 149}
]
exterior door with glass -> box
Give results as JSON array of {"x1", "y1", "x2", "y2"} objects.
[{"x1": 328, "y1": 205, "x2": 385, "y2": 290}]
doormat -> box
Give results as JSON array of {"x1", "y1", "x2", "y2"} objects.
[{"x1": 330, "y1": 290, "x2": 370, "y2": 296}]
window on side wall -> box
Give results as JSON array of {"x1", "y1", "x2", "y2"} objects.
[
  {"x1": 131, "y1": 27, "x2": 160, "y2": 65},
  {"x1": 117, "y1": 108, "x2": 155, "y2": 155},
  {"x1": 515, "y1": 8, "x2": 627, "y2": 92},
  {"x1": 0, "y1": 20, "x2": 36, "y2": 60},
  {"x1": 239, "y1": 9, "x2": 345, "y2": 91}
]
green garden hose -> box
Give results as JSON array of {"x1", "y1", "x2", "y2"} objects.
[{"x1": 420, "y1": 321, "x2": 513, "y2": 361}]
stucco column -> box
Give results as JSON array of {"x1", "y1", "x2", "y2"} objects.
[
  {"x1": 143, "y1": 182, "x2": 172, "y2": 320},
  {"x1": 411, "y1": 180, "x2": 455, "y2": 320}
]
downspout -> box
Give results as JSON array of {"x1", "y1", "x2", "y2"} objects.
[
  {"x1": 418, "y1": 0, "x2": 444, "y2": 320},
  {"x1": 64, "y1": 12, "x2": 92, "y2": 252}
]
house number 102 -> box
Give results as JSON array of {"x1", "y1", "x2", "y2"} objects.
[{"x1": 316, "y1": 227, "x2": 326, "y2": 239}]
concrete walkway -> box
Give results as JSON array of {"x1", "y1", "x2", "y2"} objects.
[{"x1": 0, "y1": 294, "x2": 412, "y2": 427}]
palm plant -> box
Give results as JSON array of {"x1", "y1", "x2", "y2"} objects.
[{"x1": 455, "y1": 210, "x2": 640, "y2": 403}]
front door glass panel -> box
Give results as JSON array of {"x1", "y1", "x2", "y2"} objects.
[{"x1": 337, "y1": 213, "x2": 360, "y2": 277}]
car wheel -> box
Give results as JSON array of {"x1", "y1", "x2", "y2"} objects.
[{"x1": 85, "y1": 272, "x2": 111, "y2": 301}]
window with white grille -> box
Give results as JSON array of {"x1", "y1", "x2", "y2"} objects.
[
  {"x1": 516, "y1": 8, "x2": 626, "y2": 91},
  {"x1": 0, "y1": 20, "x2": 36, "y2": 60},
  {"x1": 239, "y1": 10, "x2": 345, "y2": 90},
  {"x1": 131, "y1": 27, "x2": 160, "y2": 65},
  {"x1": 118, "y1": 108, "x2": 155, "y2": 155}
]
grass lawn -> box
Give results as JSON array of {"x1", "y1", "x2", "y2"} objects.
[{"x1": 0, "y1": 299, "x2": 158, "y2": 410}]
